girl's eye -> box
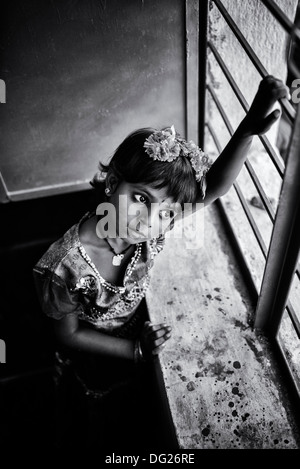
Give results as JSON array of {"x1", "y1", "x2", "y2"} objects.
[
  {"x1": 160, "y1": 210, "x2": 174, "y2": 220},
  {"x1": 134, "y1": 194, "x2": 148, "y2": 204}
]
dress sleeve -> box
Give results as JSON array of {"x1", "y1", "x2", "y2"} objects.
[{"x1": 33, "y1": 266, "x2": 82, "y2": 320}]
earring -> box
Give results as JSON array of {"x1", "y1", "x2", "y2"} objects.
[{"x1": 105, "y1": 188, "x2": 111, "y2": 195}]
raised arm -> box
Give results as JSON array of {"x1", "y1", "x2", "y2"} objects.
[{"x1": 202, "y1": 76, "x2": 290, "y2": 207}]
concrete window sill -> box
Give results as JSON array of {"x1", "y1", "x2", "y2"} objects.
[{"x1": 146, "y1": 203, "x2": 300, "y2": 449}]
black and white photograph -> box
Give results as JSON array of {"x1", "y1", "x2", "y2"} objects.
[{"x1": 0, "y1": 0, "x2": 300, "y2": 458}]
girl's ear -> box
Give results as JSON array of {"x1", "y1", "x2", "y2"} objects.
[{"x1": 105, "y1": 169, "x2": 120, "y2": 194}]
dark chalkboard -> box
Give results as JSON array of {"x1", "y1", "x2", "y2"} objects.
[{"x1": 0, "y1": 0, "x2": 186, "y2": 200}]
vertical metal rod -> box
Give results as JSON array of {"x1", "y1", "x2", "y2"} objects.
[
  {"x1": 254, "y1": 103, "x2": 300, "y2": 334},
  {"x1": 212, "y1": 0, "x2": 295, "y2": 122},
  {"x1": 184, "y1": 0, "x2": 188, "y2": 139},
  {"x1": 198, "y1": 0, "x2": 209, "y2": 148},
  {"x1": 207, "y1": 83, "x2": 276, "y2": 221},
  {"x1": 207, "y1": 40, "x2": 285, "y2": 177}
]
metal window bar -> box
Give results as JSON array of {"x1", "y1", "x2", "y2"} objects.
[
  {"x1": 205, "y1": 109, "x2": 269, "y2": 266},
  {"x1": 233, "y1": 182, "x2": 268, "y2": 256},
  {"x1": 260, "y1": 0, "x2": 300, "y2": 43},
  {"x1": 213, "y1": 0, "x2": 296, "y2": 123},
  {"x1": 206, "y1": 121, "x2": 259, "y2": 300},
  {"x1": 206, "y1": 0, "x2": 300, "y2": 366},
  {"x1": 208, "y1": 39, "x2": 300, "y2": 280},
  {"x1": 208, "y1": 40, "x2": 285, "y2": 178},
  {"x1": 198, "y1": 0, "x2": 209, "y2": 149},
  {"x1": 206, "y1": 121, "x2": 300, "y2": 343},
  {"x1": 206, "y1": 99, "x2": 300, "y2": 340},
  {"x1": 277, "y1": 335, "x2": 300, "y2": 397},
  {"x1": 207, "y1": 86, "x2": 268, "y2": 256},
  {"x1": 255, "y1": 102, "x2": 300, "y2": 334},
  {"x1": 207, "y1": 83, "x2": 276, "y2": 223},
  {"x1": 287, "y1": 301, "x2": 300, "y2": 340}
]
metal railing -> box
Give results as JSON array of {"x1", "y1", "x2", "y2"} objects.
[{"x1": 200, "y1": 0, "x2": 300, "y2": 398}]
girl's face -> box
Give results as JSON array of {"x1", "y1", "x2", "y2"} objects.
[{"x1": 108, "y1": 181, "x2": 180, "y2": 243}]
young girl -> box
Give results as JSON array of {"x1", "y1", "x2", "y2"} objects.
[{"x1": 33, "y1": 76, "x2": 289, "y2": 448}]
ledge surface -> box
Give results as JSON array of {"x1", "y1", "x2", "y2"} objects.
[{"x1": 146, "y1": 203, "x2": 300, "y2": 449}]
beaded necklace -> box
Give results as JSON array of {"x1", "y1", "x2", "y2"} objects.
[
  {"x1": 103, "y1": 237, "x2": 133, "y2": 266},
  {"x1": 78, "y1": 243, "x2": 142, "y2": 294}
]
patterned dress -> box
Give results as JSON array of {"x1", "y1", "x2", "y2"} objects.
[{"x1": 33, "y1": 211, "x2": 165, "y2": 397}]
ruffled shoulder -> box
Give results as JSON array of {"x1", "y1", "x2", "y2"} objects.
[{"x1": 33, "y1": 266, "x2": 82, "y2": 320}]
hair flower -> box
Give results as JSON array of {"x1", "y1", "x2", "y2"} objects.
[
  {"x1": 144, "y1": 125, "x2": 181, "y2": 162},
  {"x1": 190, "y1": 150, "x2": 210, "y2": 182},
  {"x1": 144, "y1": 125, "x2": 211, "y2": 186}
]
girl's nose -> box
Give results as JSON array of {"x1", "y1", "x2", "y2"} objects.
[
  {"x1": 148, "y1": 212, "x2": 162, "y2": 236},
  {"x1": 138, "y1": 216, "x2": 156, "y2": 237}
]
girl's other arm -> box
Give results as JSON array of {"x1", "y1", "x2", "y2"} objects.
[
  {"x1": 53, "y1": 313, "x2": 171, "y2": 361},
  {"x1": 54, "y1": 313, "x2": 135, "y2": 359},
  {"x1": 202, "y1": 76, "x2": 290, "y2": 207}
]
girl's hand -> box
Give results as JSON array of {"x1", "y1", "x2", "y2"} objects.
[
  {"x1": 139, "y1": 321, "x2": 172, "y2": 360},
  {"x1": 239, "y1": 75, "x2": 290, "y2": 137}
]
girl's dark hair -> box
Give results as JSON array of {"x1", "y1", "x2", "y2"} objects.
[{"x1": 91, "y1": 127, "x2": 198, "y2": 206}]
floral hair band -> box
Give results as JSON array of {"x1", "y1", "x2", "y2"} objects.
[{"x1": 143, "y1": 125, "x2": 211, "y2": 198}]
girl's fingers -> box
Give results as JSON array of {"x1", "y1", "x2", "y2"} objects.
[
  {"x1": 153, "y1": 337, "x2": 165, "y2": 348},
  {"x1": 267, "y1": 108, "x2": 281, "y2": 120},
  {"x1": 151, "y1": 343, "x2": 165, "y2": 356},
  {"x1": 145, "y1": 322, "x2": 166, "y2": 331},
  {"x1": 149, "y1": 329, "x2": 167, "y2": 340},
  {"x1": 145, "y1": 323, "x2": 171, "y2": 335},
  {"x1": 148, "y1": 326, "x2": 172, "y2": 340},
  {"x1": 263, "y1": 75, "x2": 283, "y2": 86},
  {"x1": 272, "y1": 85, "x2": 290, "y2": 100},
  {"x1": 261, "y1": 76, "x2": 289, "y2": 96},
  {"x1": 142, "y1": 322, "x2": 172, "y2": 357},
  {"x1": 273, "y1": 86, "x2": 289, "y2": 98},
  {"x1": 152, "y1": 332, "x2": 171, "y2": 349},
  {"x1": 153, "y1": 323, "x2": 169, "y2": 330}
]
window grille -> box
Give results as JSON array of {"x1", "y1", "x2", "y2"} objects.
[{"x1": 199, "y1": 0, "x2": 300, "y2": 399}]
